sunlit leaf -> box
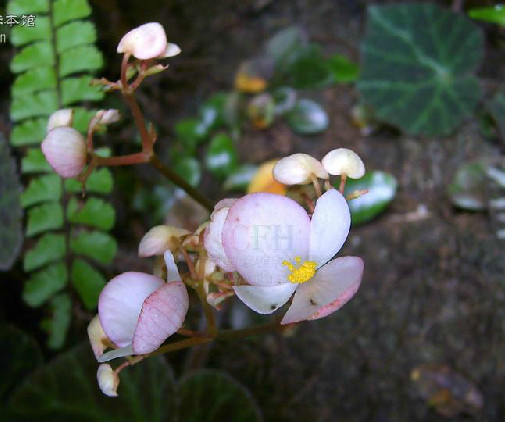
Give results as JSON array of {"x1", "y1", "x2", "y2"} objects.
[
  {"x1": 65, "y1": 168, "x2": 113, "y2": 194},
  {"x1": 67, "y1": 197, "x2": 115, "y2": 230},
  {"x1": 71, "y1": 259, "x2": 106, "y2": 310},
  {"x1": 206, "y1": 133, "x2": 238, "y2": 177},
  {"x1": 7, "y1": 0, "x2": 49, "y2": 15},
  {"x1": 10, "y1": 41, "x2": 54, "y2": 73},
  {"x1": 10, "y1": 91, "x2": 58, "y2": 121},
  {"x1": 60, "y1": 46, "x2": 103, "y2": 77},
  {"x1": 57, "y1": 21, "x2": 97, "y2": 52},
  {"x1": 54, "y1": 0, "x2": 91, "y2": 26},
  {"x1": 286, "y1": 99, "x2": 328, "y2": 134},
  {"x1": 22, "y1": 149, "x2": 52, "y2": 173},
  {"x1": 357, "y1": 3, "x2": 483, "y2": 136},
  {"x1": 342, "y1": 171, "x2": 397, "y2": 225},
  {"x1": 12, "y1": 67, "x2": 56, "y2": 96},
  {"x1": 10, "y1": 118, "x2": 47, "y2": 146},
  {"x1": 10, "y1": 16, "x2": 50, "y2": 46},
  {"x1": 469, "y1": 5, "x2": 505, "y2": 26}
]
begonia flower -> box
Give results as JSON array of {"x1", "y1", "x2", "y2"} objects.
[
  {"x1": 97, "y1": 251, "x2": 188, "y2": 361},
  {"x1": 219, "y1": 189, "x2": 363, "y2": 324},
  {"x1": 321, "y1": 148, "x2": 365, "y2": 179},
  {"x1": 41, "y1": 126, "x2": 87, "y2": 178},
  {"x1": 117, "y1": 22, "x2": 181, "y2": 60},
  {"x1": 138, "y1": 225, "x2": 190, "y2": 257},
  {"x1": 273, "y1": 153, "x2": 328, "y2": 185}
]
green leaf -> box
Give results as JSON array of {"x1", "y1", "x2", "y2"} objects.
[
  {"x1": 0, "y1": 136, "x2": 23, "y2": 271},
  {"x1": 24, "y1": 233, "x2": 65, "y2": 272},
  {"x1": 65, "y1": 168, "x2": 114, "y2": 194},
  {"x1": 62, "y1": 76, "x2": 104, "y2": 105},
  {"x1": 272, "y1": 87, "x2": 297, "y2": 115},
  {"x1": 10, "y1": 16, "x2": 50, "y2": 46},
  {"x1": 5, "y1": 344, "x2": 176, "y2": 422},
  {"x1": 174, "y1": 157, "x2": 202, "y2": 187},
  {"x1": 486, "y1": 91, "x2": 505, "y2": 141},
  {"x1": 26, "y1": 202, "x2": 64, "y2": 237},
  {"x1": 0, "y1": 325, "x2": 43, "y2": 403},
  {"x1": 284, "y1": 45, "x2": 333, "y2": 89},
  {"x1": 23, "y1": 262, "x2": 67, "y2": 307},
  {"x1": 286, "y1": 99, "x2": 328, "y2": 134},
  {"x1": 12, "y1": 67, "x2": 56, "y2": 96},
  {"x1": 265, "y1": 26, "x2": 308, "y2": 67},
  {"x1": 342, "y1": 171, "x2": 397, "y2": 225},
  {"x1": 223, "y1": 165, "x2": 258, "y2": 191},
  {"x1": 10, "y1": 118, "x2": 47, "y2": 146},
  {"x1": 22, "y1": 149, "x2": 52, "y2": 173},
  {"x1": 71, "y1": 259, "x2": 106, "y2": 310},
  {"x1": 206, "y1": 133, "x2": 238, "y2": 177},
  {"x1": 11, "y1": 91, "x2": 58, "y2": 121},
  {"x1": 54, "y1": 0, "x2": 91, "y2": 26},
  {"x1": 8, "y1": 0, "x2": 49, "y2": 14},
  {"x1": 68, "y1": 197, "x2": 115, "y2": 230},
  {"x1": 175, "y1": 118, "x2": 208, "y2": 153},
  {"x1": 327, "y1": 54, "x2": 359, "y2": 83},
  {"x1": 74, "y1": 108, "x2": 98, "y2": 133},
  {"x1": 469, "y1": 5, "x2": 505, "y2": 26},
  {"x1": 11, "y1": 42, "x2": 54, "y2": 73},
  {"x1": 201, "y1": 93, "x2": 229, "y2": 131},
  {"x1": 178, "y1": 370, "x2": 262, "y2": 422},
  {"x1": 71, "y1": 231, "x2": 117, "y2": 265},
  {"x1": 21, "y1": 174, "x2": 61, "y2": 207},
  {"x1": 447, "y1": 161, "x2": 488, "y2": 210},
  {"x1": 57, "y1": 21, "x2": 97, "y2": 52},
  {"x1": 60, "y1": 46, "x2": 103, "y2": 77},
  {"x1": 41, "y1": 293, "x2": 72, "y2": 349},
  {"x1": 357, "y1": 3, "x2": 484, "y2": 137}
]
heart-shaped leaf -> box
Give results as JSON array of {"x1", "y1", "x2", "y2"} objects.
[
  {"x1": 286, "y1": 99, "x2": 328, "y2": 134},
  {"x1": 357, "y1": 3, "x2": 483, "y2": 137},
  {"x1": 343, "y1": 171, "x2": 397, "y2": 225}
]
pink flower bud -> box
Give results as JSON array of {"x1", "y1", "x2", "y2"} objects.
[
  {"x1": 97, "y1": 364, "x2": 119, "y2": 397},
  {"x1": 117, "y1": 22, "x2": 180, "y2": 60},
  {"x1": 41, "y1": 127, "x2": 87, "y2": 178},
  {"x1": 47, "y1": 109, "x2": 74, "y2": 131}
]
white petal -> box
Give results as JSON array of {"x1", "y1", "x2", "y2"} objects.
[
  {"x1": 97, "y1": 364, "x2": 119, "y2": 397},
  {"x1": 98, "y1": 272, "x2": 164, "y2": 347},
  {"x1": 321, "y1": 148, "x2": 365, "y2": 178},
  {"x1": 97, "y1": 345, "x2": 134, "y2": 363},
  {"x1": 132, "y1": 281, "x2": 189, "y2": 355},
  {"x1": 117, "y1": 22, "x2": 167, "y2": 60},
  {"x1": 273, "y1": 154, "x2": 328, "y2": 185},
  {"x1": 281, "y1": 257, "x2": 363, "y2": 324},
  {"x1": 309, "y1": 189, "x2": 350, "y2": 267},
  {"x1": 47, "y1": 109, "x2": 74, "y2": 131},
  {"x1": 161, "y1": 43, "x2": 181, "y2": 58},
  {"x1": 87, "y1": 315, "x2": 108, "y2": 360},
  {"x1": 164, "y1": 250, "x2": 182, "y2": 282},
  {"x1": 222, "y1": 193, "x2": 310, "y2": 286},
  {"x1": 233, "y1": 283, "x2": 297, "y2": 314},
  {"x1": 203, "y1": 206, "x2": 236, "y2": 272}
]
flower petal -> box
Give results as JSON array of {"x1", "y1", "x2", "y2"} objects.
[
  {"x1": 204, "y1": 206, "x2": 237, "y2": 272},
  {"x1": 309, "y1": 189, "x2": 350, "y2": 267},
  {"x1": 164, "y1": 250, "x2": 182, "y2": 282},
  {"x1": 97, "y1": 345, "x2": 134, "y2": 363},
  {"x1": 132, "y1": 281, "x2": 189, "y2": 355},
  {"x1": 117, "y1": 22, "x2": 167, "y2": 60},
  {"x1": 161, "y1": 43, "x2": 181, "y2": 58},
  {"x1": 281, "y1": 257, "x2": 363, "y2": 324},
  {"x1": 98, "y1": 272, "x2": 164, "y2": 347},
  {"x1": 233, "y1": 283, "x2": 297, "y2": 314},
  {"x1": 97, "y1": 364, "x2": 119, "y2": 397}
]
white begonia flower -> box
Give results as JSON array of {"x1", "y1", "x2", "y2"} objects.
[
  {"x1": 47, "y1": 109, "x2": 74, "y2": 132},
  {"x1": 41, "y1": 127, "x2": 87, "y2": 178},
  {"x1": 87, "y1": 315, "x2": 109, "y2": 360},
  {"x1": 273, "y1": 153, "x2": 328, "y2": 185},
  {"x1": 117, "y1": 22, "x2": 180, "y2": 60},
  {"x1": 203, "y1": 199, "x2": 238, "y2": 272},
  {"x1": 97, "y1": 364, "x2": 119, "y2": 397},
  {"x1": 219, "y1": 190, "x2": 364, "y2": 324},
  {"x1": 321, "y1": 148, "x2": 365, "y2": 179},
  {"x1": 138, "y1": 225, "x2": 190, "y2": 257},
  {"x1": 98, "y1": 251, "x2": 188, "y2": 361}
]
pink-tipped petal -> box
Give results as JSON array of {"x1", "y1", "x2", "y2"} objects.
[
  {"x1": 98, "y1": 272, "x2": 164, "y2": 347},
  {"x1": 222, "y1": 193, "x2": 310, "y2": 286},
  {"x1": 233, "y1": 283, "x2": 297, "y2": 314},
  {"x1": 309, "y1": 189, "x2": 351, "y2": 267},
  {"x1": 117, "y1": 22, "x2": 167, "y2": 60},
  {"x1": 281, "y1": 257, "x2": 363, "y2": 325},
  {"x1": 132, "y1": 281, "x2": 189, "y2": 355},
  {"x1": 164, "y1": 250, "x2": 181, "y2": 282},
  {"x1": 204, "y1": 206, "x2": 236, "y2": 272},
  {"x1": 41, "y1": 127, "x2": 87, "y2": 178}
]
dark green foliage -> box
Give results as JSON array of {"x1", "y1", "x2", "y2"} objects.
[
  {"x1": 8, "y1": 0, "x2": 116, "y2": 348},
  {"x1": 0, "y1": 136, "x2": 23, "y2": 271},
  {"x1": 358, "y1": 3, "x2": 484, "y2": 137}
]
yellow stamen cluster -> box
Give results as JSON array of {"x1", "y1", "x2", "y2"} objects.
[{"x1": 282, "y1": 256, "x2": 317, "y2": 284}]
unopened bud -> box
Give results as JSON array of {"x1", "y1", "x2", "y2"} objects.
[
  {"x1": 47, "y1": 109, "x2": 74, "y2": 132},
  {"x1": 41, "y1": 127, "x2": 87, "y2": 178},
  {"x1": 97, "y1": 364, "x2": 119, "y2": 397},
  {"x1": 138, "y1": 225, "x2": 190, "y2": 257},
  {"x1": 87, "y1": 315, "x2": 109, "y2": 360},
  {"x1": 144, "y1": 64, "x2": 168, "y2": 76},
  {"x1": 273, "y1": 153, "x2": 328, "y2": 185},
  {"x1": 321, "y1": 148, "x2": 365, "y2": 179},
  {"x1": 117, "y1": 22, "x2": 179, "y2": 61}
]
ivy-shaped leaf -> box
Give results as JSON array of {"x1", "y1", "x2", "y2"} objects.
[
  {"x1": 357, "y1": 3, "x2": 484, "y2": 137},
  {"x1": 0, "y1": 135, "x2": 23, "y2": 271},
  {"x1": 8, "y1": 0, "x2": 116, "y2": 348}
]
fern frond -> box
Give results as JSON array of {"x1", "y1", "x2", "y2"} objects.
[{"x1": 8, "y1": 0, "x2": 117, "y2": 348}]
